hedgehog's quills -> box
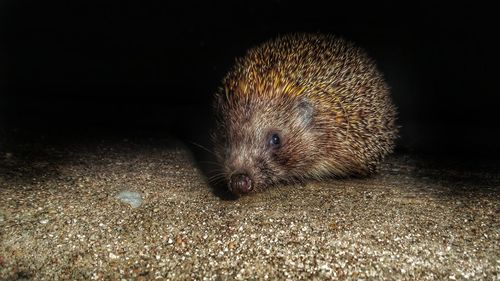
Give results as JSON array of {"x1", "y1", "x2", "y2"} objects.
[{"x1": 213, "y1": 33, "x2": 398, "y2": 195}]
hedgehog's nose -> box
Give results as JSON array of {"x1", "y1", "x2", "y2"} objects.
[{"x1": 229, "y1": 173, "x2": 252, "y2": 195}]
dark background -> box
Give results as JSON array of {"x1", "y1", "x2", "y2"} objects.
[{"x1": 0, "y1": 1, "x2": 499, "y2": 160}]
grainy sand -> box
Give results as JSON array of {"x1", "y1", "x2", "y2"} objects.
[{"x1": 0, "y1": 138, "x2": 498, "y2": 280}]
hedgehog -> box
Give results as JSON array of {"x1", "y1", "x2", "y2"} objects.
[{"x1": 213, "y1": 33, "x2": 398, "y2": 195}]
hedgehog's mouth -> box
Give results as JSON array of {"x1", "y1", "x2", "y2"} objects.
[{"x1": 228, "y1": 173, "x2": 253, "y2": 195}]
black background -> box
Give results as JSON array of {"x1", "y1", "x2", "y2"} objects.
[{"x1": 1, "y1": 1, "x2": 499, "y2": 160}]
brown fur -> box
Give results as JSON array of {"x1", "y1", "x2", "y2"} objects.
[{"x1": 213, "y1": 33, "x2": 398, "y2": 193}]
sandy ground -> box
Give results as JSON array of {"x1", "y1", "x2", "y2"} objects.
[{"x1": 0, "y1": 138, "x2": 498, "y2": 280}]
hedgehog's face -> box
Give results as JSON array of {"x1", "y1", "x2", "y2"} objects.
[{"x1": 214, "y1": 95, "x2": 318, "y2": 195}]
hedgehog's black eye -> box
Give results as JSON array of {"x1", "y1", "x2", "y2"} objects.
[{"x1": 269, "y1": 133, "x2": 281, "y2": 149}]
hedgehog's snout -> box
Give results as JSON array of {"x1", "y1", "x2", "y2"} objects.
[{"x1": 229, "y1": 173, "x2": 252, "y2": 195}]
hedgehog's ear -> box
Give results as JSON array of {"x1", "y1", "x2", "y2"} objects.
[
  {"x1": 297, "y1": 98, "x2": 314, "y2": 126},
  {"x1": 214, "y1": 92, "x2": 224, "y2": 107},
  {"x1": 214, "y1": 89, "x2": 228, "y2": 108}
]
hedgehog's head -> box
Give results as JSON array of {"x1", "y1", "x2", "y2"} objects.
[{"x1": 213, "y1": 80, "x2": 320, "y2": 195}]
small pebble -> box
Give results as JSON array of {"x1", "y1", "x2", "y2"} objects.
[{"x1": 115, "y1": 191, "x2": 143, "y2": 208}]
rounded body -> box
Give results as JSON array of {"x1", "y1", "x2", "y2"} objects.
[{"x1": 214, "y1": 34, "x2": 398, "y2": 195}]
